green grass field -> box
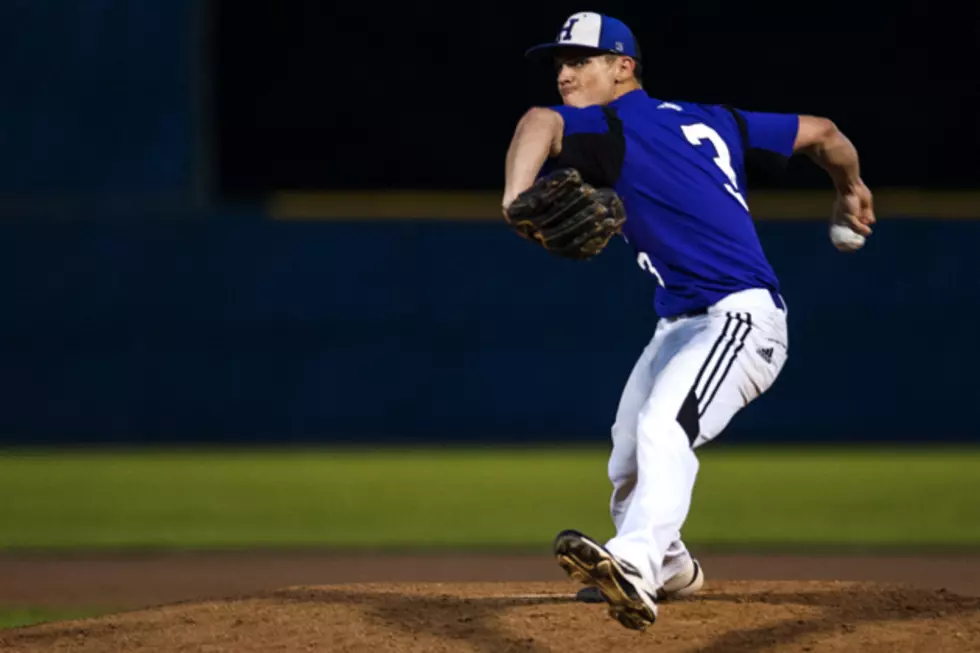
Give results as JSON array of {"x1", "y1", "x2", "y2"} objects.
[
  {"x1": 0, "y1": 608, "x2": 107, "y2": 630},
  {"x1": 2, "y1": 446, "x2": 979, "y2": 550}
]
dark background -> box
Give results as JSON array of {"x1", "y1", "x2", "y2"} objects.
[
  {"x1": 215, "y1": 2, "x2": 980, "y2": 194},
  {"x1": 0, "y1": 2, "x2": 977, "y2": 445}
]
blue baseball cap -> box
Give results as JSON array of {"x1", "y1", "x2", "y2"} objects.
[{"x1": 525, "y1": 12, "x2": 641, "y2": 60}]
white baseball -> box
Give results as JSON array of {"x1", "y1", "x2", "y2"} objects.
[{"x1": 829, "y1": 223, "x2": 866, "y2": 252}]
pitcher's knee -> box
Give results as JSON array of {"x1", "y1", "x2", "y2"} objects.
[
  {"x1": 607, "y1": 430, "x2": 637, "y2": 479},
  {"x1": 636, "y1": 414, "x2": 693, "y2": 452}
]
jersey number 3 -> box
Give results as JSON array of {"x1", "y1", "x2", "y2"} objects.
[{"x1": 680, "y1": 124, "x2": 749, "y2": 211}]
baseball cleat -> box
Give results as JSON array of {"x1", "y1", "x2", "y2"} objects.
[
  {"x1": 554, "y1": 529, "x2": 658, "y2": 631},
  {"x1": 575, "y1": 557, "x2": 704, "y2": 603}
]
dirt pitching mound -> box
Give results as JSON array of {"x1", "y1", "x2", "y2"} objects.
[{"x1": 3, "y1": 580, "x2": 980, "y2": 653}]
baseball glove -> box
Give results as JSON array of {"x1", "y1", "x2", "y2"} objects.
[{"x1": 504, "y1": 168, "x2": 626, "y2": 261}]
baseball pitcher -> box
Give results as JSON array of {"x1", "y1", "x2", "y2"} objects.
[{"x1": 501, "y1": 11, "x2": 875, "y2": 632}]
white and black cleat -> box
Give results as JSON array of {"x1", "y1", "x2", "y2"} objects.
[
  {"x1": 554, "y1": 529, "x2": 659, "y2": 631},
  {"x1": 576, "y1": 557, "x2": 704, "y2": 603}
]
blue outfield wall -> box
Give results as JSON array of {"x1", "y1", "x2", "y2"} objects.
[{"x1": 0, "y1": 215, "x2": 977, "y2": 445}]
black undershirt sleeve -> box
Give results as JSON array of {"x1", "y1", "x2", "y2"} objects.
[{"x1": 550, "y1": 106, "x2": 627, "y2": 189}]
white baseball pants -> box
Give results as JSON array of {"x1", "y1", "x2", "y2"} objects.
[{"x1": 603, "y1": 288, "x2": 789, "y2": 587}]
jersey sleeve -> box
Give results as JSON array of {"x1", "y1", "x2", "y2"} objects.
[
  {"x1": 541, "y1": 105, "x2": 626, "y2": 188},
  {"x1": 551, "y1": 105, "x2": 608, "y2": 136},
  {"x1": 735, "y1": 110, "x2": 800, "y2": 158}
]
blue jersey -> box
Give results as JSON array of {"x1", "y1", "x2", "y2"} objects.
[{"x1": 545, "y1": 89, "x2": 799, "y2": 318}]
